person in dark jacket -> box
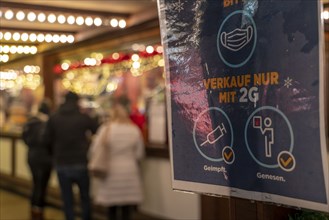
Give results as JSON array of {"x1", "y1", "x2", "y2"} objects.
[
  {"x1": 22, "y1": 100, "x2": 52, "y2": 220},
  {"x1": 44, "y1": 91, "x2": 98, "y2": 220}
]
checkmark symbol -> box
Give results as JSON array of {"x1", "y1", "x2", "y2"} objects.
[
  {"x1": 277, "y1": 151, "x2": 295, "y2": 172},
  {"x1": 224, "y1": 151, "x2": 233, "y2": 161},
  {"x1": 280, "y1": 157, "x2": 292, "y2": 167}
]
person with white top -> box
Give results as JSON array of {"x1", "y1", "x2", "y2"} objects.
[{"x1": 91, "y1": 96, "x2": 145, "y2": 220}]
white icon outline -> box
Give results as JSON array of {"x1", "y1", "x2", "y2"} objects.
[
  {"x1": 200, "y1": 123, "x2": 227, "y2": 146},
  {"x1": 193, "y1": 107, "x2": 233, "y2": 162},
  {"x1": 244, "y1": 106, "x2": 294, "y2": 169},
  {"x1": 217, "y1": 10, "x2": 257, "y2": 68},
  {"x1": 220, "y1": 26, "x2": 253, "y2": 52},
  {"x1": 253, "y1": 116, "x2": 274, "y2": 158}
]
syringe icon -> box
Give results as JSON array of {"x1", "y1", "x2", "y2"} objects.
[{"x1": 200, "y1": 123, "x2": 227, "y2": 146}]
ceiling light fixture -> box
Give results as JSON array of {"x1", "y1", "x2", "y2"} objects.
[
  {"x1": 0, "y1": 31, "x2": 75, "y2": 44},
  {"x1": 0, "y1": 45, "x2": 38, "y2": 55},
  {"x1": 1, "y1": 8, "x2": 127, "y2": 28},
  {"x1": 24, "y1": 65, "x2": 40, "y2": 74}
]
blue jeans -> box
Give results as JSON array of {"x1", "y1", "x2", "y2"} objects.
[{"x1": 56, "y1": 165, "x2": 91, "y2": 220}]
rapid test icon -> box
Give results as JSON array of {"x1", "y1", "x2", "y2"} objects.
[{"x1": 253, "y1": 116, "x2": 274, "y2": 158}]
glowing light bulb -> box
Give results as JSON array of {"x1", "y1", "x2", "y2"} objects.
[
  {"x1": 27, "y1": 12, "x2": 36, "y2": 21},
  {"x1": 118, "y1": 19, "x2": 126, "y2": 28},
  {"x1": 58, "y1": 14, "x2": 66, "y2": 24},
  {"x1": 47, "y1": 14, "x2": 56, "y2": 23},
  {"x1": 13, "y1": 32, "x2": 20, "y2": 41},
  {"x1": 67, "y1": 15, "x2": 75, "y2": 24},
  {"x1": 110, "y1": 18, "x2": 118, "y2": 27},
  {"x1": 5, "y1": 10, "x2": 14, "y2": 20},
  {"x1": 76, "y1": 16, "x2": 84, "y2": 25},
  {"x1": 131, "y1": 54, "x2": 139, "y2": 62},
  {"x1": 132, "y1": 61, "x2": 140, "y2": 69},
  {"x1": 1, "y1": 54, "x2": 9, "y2": 62},
  {"x1": 30, "y1": 46, "x2": 37, "y2": 54},
  {"x1": 45, "y1": 34, "x2": 53, "y2": 42},
  {"x1": 37, "y1": 33, "x2": 45, "y2": 42},
  {"x1": 322, "y1": 11, "x2": 329, "y2": 20},
  {"x1": 9, "y1": 46, "x2": 17, "y2": 54},
  {"x1": 4, "y1": 32, "x2": 12, "y2": 41},
  {"x1": 112, "y1": 53, "x2": 120, "y2": 60},
  {"x1": 94, "y1": 17, "x2": 102, "y2": 26},
  {"x1": 21, "y1": 33, "x2": 29, "y2": 41},
  {"x1": 60, "y1": 34, "x2": 67, "y2": 43},
  {"x1": 61, "y1": 63, "x2": 70, "y2": 70},
  {"x1": 38, "y1": 13, "x2": 46, "y2": 22},
  {"x1": 85, "y1": 17, "x2": 93, "y2": 26},
  {"x1": 52, "y1": 34, "x2": 60, "y2": 43},
  {"x1": 3, "y1": 45, "x2": 10, "y2": 53},
  {"x1": 29, "y1": 33, "x2": 37, "y2": 42},
  {"x1": 67, "y1": 35, "x2": 74, "y2": 43},
  {"x1": 146, "y1": 46, "x2": 154, "y2": 54},
  {"x1": 16, "y1": 11, "x2": 25, "y2": 20}
]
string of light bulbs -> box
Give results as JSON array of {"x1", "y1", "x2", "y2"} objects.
[
  {"x1": 0, "y1": 31, "x2": 75, "y2": 43},
  {"x1": 0, "y1": 45, "x2": 37, "y2": 54},
  {"x1": 0, "y1": 9, "x2": 127, "y2": 28}
]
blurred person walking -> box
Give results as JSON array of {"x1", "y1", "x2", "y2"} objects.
[
  {"x1": 44, "y1": 91, "x2": 98, "y2": 220},
  {"x1": 22, "y1": 100, "x2": 52, "y2": 220},
  {"x1": 90, "y1": 96, "x2": 144, "y2": 220}
]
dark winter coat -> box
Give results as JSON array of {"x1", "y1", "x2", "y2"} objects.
[
  {"x1": 22, "y1": 113, "x2": 52, "y2": 166},
  {"x1": 45, "y1": 101, "x2": 98, "y2": 166}
]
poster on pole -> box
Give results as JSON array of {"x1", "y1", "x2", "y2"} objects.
[{"x1": 158, "y1": 0, "x2": 329, "y2": 212}]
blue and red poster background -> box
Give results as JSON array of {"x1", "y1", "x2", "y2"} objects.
[{"x1": 158, "y1": 0, "x2": 329, "y2": 212}]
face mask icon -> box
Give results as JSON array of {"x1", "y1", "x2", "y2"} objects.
[{"x1": 220, "y1": 26, "x2": 253, "y2": 52}]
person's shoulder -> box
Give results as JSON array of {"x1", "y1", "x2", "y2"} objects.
[
  {"x1": 47, "y1": 111, "x2": 59, "y2": 121},
  {"x1": 128, "y1": 122, "x2": 141, "y2": 133},
  {"x1": 25, "y1": 115, "x2": 41, "y2": 124}
]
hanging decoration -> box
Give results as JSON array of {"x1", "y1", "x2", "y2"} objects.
[{"x1": 55, "y1": 45, "x2": 164, "y2": 96}]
